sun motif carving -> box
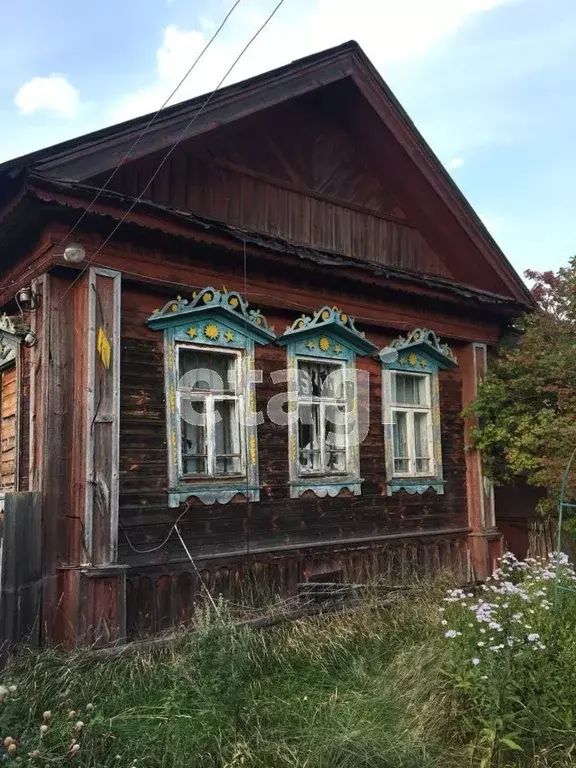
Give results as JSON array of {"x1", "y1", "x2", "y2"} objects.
[
  {"x1": 224, "y1": 329, "x2": 235, "y2": 342},
  {"x1": 187, "y1": 327, "x2": 197, "y2": 338},
  {"x1": 306, "y1": 339, "x2": 316, "y2": 350},
  {"x1": 319, "y1": 336, "x2": 331, "y2": 352},
  {"x1": 408, "y1": 352, "x2": 418, "y2": 366},
  {"x1": 204, "y1": 323, "x2": 220, "y2": 340}
]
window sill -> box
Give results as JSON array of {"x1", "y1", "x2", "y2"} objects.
[
  {"x1": 168, "y1": 481, "x2": 259, "y2": 507},
  {"x1": 290, "y1": 477, "x2": 363, "y2": 499},
  {"x1": 387, "y1": 478, "x2": 445, "y2": 497}
]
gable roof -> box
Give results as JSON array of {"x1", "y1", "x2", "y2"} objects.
[{"x1": 0, "y1": 41, "x2": 534, "y2": 309}]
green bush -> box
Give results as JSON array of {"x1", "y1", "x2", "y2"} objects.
[{"x1": 437, "y1": 552, "x2": 576, "y2": 766}]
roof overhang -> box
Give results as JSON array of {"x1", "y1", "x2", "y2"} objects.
[{"x1": 0, "y1": 175, "x2": 533, "y2": 320}]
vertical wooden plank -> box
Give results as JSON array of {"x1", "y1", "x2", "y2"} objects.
[
  {"x1": 42, "y1": 275, "x2": 75, "y2": 641},
  {"x1": 86, "y1": 268, "x2": 121, "y2": 565},
  {"x1": 29, "y1": 274, "x2": 49, "y2": 493},
  {"x1": 0, "y1": 492, "x2": 41, "y2": 646},
  {"x1": 461, "y1": 343, "x2": 500, "y2": 580}
]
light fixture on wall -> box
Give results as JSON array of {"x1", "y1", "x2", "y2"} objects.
[
  {"x1": 379, "y1": 346, "x2": 399, "y2": 364},
  {"x1": 63, "y1": 242, "x2": 86, "y2": 264},
  {"x1": 24, "y1": 330, "x2": 37, "y2": 348},
  {"x1": 16, "y1": 286, "x2": 39, "y2": 311}
]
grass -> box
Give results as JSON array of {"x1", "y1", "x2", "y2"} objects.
[{"x1": 1, "y1": 560, "x2": 576, "y2": 768}]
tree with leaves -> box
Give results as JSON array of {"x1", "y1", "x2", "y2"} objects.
[{"x1": 471, "y1": 257, "x2": 576, "y2": 512}]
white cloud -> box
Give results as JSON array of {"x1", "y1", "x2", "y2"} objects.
[
  {"x1": 112, "y1": 0, "x2": 517, "y2": 122},
  {"x1": 14, "y1": 74, "x2": 80, "y2": 118},
  {"x1": 447, "y1": 157, "x2": 465, "y2": 170}
]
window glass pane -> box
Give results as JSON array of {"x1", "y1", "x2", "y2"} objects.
[
  {"x1": 298, "y1": 403, "x2": 321, "y2": 471},
  {"x1": 298, "y1": 361, "x2": 343, "y2": 399},
  {"x1": 179, "y1": 349, "x2": 237, "y2": 392},
  {"x1": 325, "y1": 404, "x2": 347, "y2": 472},
  {"x1": 180, "y1": 399, "x2": 207, "y2": 475},
  {"x1": 393, "y1": 374, "x2": 427, "y2": 406},
  {"x1": 414, "y1": 412, "x2": 430, "y2": 474},
  {"x1": 214, "y1": 400, "x2": 242, "y2": 475},
  {"x1": 393, "y1": 410, "x2": 409, "y2": 473}
]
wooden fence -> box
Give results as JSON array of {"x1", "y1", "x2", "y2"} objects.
[{"x1": 0, "y1": 492, "x2": 42, "y2": 647}]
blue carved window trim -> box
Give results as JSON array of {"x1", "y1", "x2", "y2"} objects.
[
  {"x1": 147, "y1": 287, "x2": 276, "y2": 507},
  {"x1": 277, "y1": 306, "x2": 376, "y2": 499},
  {"x1": 381, "y1": 328, "x2": 457, "y2": 496}
]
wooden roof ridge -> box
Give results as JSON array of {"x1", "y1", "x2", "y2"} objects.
[{"x1": 0, "y1": 40, "x2": 534, "y2": 308}]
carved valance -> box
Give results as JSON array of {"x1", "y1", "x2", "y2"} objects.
[
  {"x1": 277, "y1": 305, "x2": 376, "y2": 358},
  {"x1": 147, "y1": 286, "x2": 276, "y2": 345}
]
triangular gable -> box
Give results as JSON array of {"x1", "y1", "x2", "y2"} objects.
[{"x1": 0, "y1": 41, "x2": 533, "y2": 309}]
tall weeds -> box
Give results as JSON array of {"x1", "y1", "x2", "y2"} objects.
[{"x1": 0, "y1": 560, "x2": 575, "y2": 767}]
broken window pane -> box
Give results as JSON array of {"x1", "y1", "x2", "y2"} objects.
[
  {"x1": 181, "y1": 399, "x2": 207, "y2": 475},
  {"x1": 215, "y1": 400, "x2": 242, "y2": 475}
]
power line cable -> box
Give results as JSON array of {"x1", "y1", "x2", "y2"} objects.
[
  {"x1": 61, "y1": 0, "x2": 287, "y2": 300},
  {"x1": 59, "y1": 0, "x2": 243, "y2": 247}
]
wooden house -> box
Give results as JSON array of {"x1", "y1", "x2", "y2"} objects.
[{"x1": 0, "y1": 42, "x2": 534, "y2": 646}]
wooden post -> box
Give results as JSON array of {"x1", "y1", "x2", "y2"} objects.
[
  {"x1": 461, "y1": 343, "x2": 502, "y2": 580},
  {"x1": 40, "y1": 271, "x2": 125, "y2": 647},
  {"x1": 0, "y1": 492, "x2": 42, "y2": 647}
]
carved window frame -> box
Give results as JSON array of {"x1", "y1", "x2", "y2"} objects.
[
  {"x1": 278, "y1": 306, "x2": 376, "y2": 499},
  {"x1": 147, "y1": 287, "x2": 276, "y2": 507},
  {"x1": 381, "y1": 328, "x2": 457, "y2": 496}
]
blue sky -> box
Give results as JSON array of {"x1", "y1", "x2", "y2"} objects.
[{"x1": 1, "y1": 0, "x2": 575, "y2": 276}]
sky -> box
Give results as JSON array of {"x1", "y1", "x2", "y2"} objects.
[{"x1": 1, "y1": 0, "x2": 575, "y2": 276}]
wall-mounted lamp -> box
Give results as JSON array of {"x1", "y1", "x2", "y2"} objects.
[
  {"x1": 24, "y1": 330, "x2": 37, "y2": 348},
  {"x1": 63, "y1": 242, "x2": 86, "y2": 264},
  {"x1": 16, "y1": 286, "x2": 39, "y2": 311}
]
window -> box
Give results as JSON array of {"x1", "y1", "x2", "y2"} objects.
[
  {"x1": 391, "y1": 372, "x2": 433, "y2": 477},
  {"x1": 177, "y1": 347, "x2": 243, "y2": 479},
  {"x1": 296, "y1": 359, "x2": 349, "y2": 476},
  {"x1": 380, "y1": 328, "x2": 458, "y2": 496},
  {"x1": 147, "y1": 287, "x2": 277, "y2": 506},
  {"x1": 277, "y1": 305, "x2": 376, "y2": 499}
]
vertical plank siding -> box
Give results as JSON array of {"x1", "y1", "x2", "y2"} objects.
[
  {"x1": 0, "y1": 366, "x2": 17, "y2": 491},
  {"x1": 92, "y1": 97, "x2": 451, "y2": 279}
]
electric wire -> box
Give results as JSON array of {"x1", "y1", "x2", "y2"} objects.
[
  {"x1": 60, "y1": 0, "x2": 287, "y2": 300},
  {"x1": 58, "y1": 0, "x2": 243, "y2": 248},
  {"x1": 119, "y1": 502, "x2": 191, "y2": 555}
]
